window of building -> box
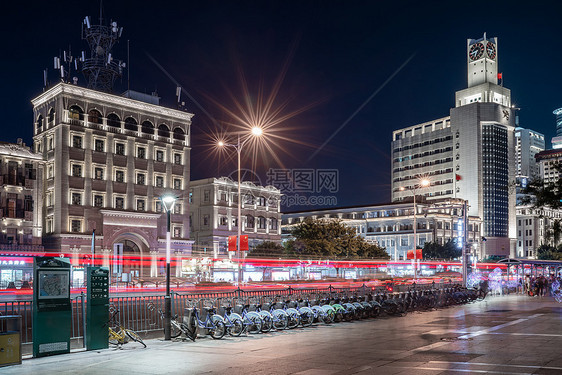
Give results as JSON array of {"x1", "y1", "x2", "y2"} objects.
[
  {"x1": 70, "y1": 219, "x2": 82, "y2": 233},
  {"x1": 115, "y1": 142, "x2": 125, "y2": 155},
  {"x1": 258, "y1": 196, "x2": 266, "y2": 206},
  {"x1": 401, "y1": 238, "x2": 408, "y2": 246},
  {"x1": 71, "y1": 192, "x2": 82, "y2": 205},
  {"x1": 155, "y1": 201, "x2": 163, "y2": 212},
  {"x1": 47, "y1": 164, "x2": 54, "y2": 179},
  {"x1": 94, "y1": 167, "x2": 104, "y2": 180},
  {"x1": 246, "y1": 215, "x2": 255, "y2": 229},
  {"x1": 115, "y1": 170, "x2": 125, "y2": 183},
  {"x1": 137, "y1": 173, "x2": 146, "y2": 185},
  {"x1": 204, "y1": 190, "x2": 210, "y2": 202},
  {"x1": 174, "y1": 203, "x2": 182, "y2": 215},
  {"x1": 94, "y1": 139, "x2": 104, "y2": 152},
  {"x1": 137, "y1": 146, "x2": 146, "y2": 159},
  {"x1": 174, "y1": 153, "x2": 182, "y2": 165},
  {"x1": 115, "y1": 197, "x2": 124, "y2": 209},
  {"x1": 258, "y1": 216, "x2": 266, "y2": 229},
  {"x1": 173, "y1": 226, "x2": 182, "y2": 238},
  {"x1": 155, "y1": 149, "x2": 165, "y2": 162},
  {"x1": 94, "y1": 194, "x2": 104, "y2": 207},
  {"x1": 72, "y1": 135, "x2": 83, "y2": 148},
  {"x1": 137, "y1": 199, "x2": 146, "y2": 211},
  {"x1": 219, "y1": 216, "x2": 228, "y2": 226},
  {"x1": 270, "y1": 218, "x2": 278, "y2": 230},
  {"x1": 46, "y1": 217, "x2": 54, "y2": 233},
  {"x1": 173, "y1": 178, "x2": 182, "y2": 190},
  {"x1": 36, "y1": 141, "x2": 42, "y2": 153},
  {"x1": 47, "y1": 136, "x2": 54, "y2": 151},
  {"x1": 155, "y1": 175, "x2": 164, "y2": 187},
  {"x1": 71, "y1": 164, "x2": 82, "y2": 177},
  {"x1": 46, "y1": 191, "x2": 53, "y2": 207},
  {"x1": 203, "y1": 215, "x2": 209, "y2": 226}
]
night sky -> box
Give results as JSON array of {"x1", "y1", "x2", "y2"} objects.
[{"x1": 4, "y1": 1, "x2": 562, "y2": 211}]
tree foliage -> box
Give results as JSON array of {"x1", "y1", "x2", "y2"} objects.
[
  {"x1": 536, "y1": 243, "x2": 562, "y2": 260},
  {"x1": 422, "y1": 240, "x2": 462, "y2": 260},
  {"x1": 286, "y1": 218, "x2": 389, "y2": 259},
  {"x1": 521, "y1": 163, "x2": 562, "y2": 210},
  {"x1": 248, "y1": 241, "x2": 286, "y2": 257}
]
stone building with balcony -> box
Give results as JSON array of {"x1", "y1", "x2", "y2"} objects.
[
  {"x1": 31, "y1": 82, "x2": 194, "y2": 279},
  {"x1": 0, "y1": 140, "x2": 44, "y2": 287},
  {"x1": 282, "y1": 198, "x2": 482, "y2": 261},
  {"x1": 189, "y1": 177, "x2": 282, "y2": 258}
]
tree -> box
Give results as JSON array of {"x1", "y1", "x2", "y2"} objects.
[
  {"x1": 286, "y1": 218, "x2": 389, "y2": 260},
  {"x1": 422, "y1": 240, "x2": 461, "y2": 260},
  {"x1": 248, "y1": 241, "x2": 285, "y2": 257},
  {"x1": 521, "y1": 163, "x2": 562, "y2": 210}
]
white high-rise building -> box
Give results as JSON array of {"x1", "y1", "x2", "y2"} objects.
[
  {"x1": 392, "y1": 34, "x2": 516, "y2": 258},
  {"x1": 515, "y1": 128, "x2": 545, "y2": 180}
]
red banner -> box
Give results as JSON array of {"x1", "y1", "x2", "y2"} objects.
[
  {"x1": 407, "y1": 249, "x2": 423, "y2": 260},
  {"x1": 240, "y1": 235, "x2": 249, "y2": 251},
  {"x1": 228, "y1": 235, "x2": 237, "y2": 251}
]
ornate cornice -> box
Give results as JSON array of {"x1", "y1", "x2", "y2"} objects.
[
  {"x1": 32, "y1": 83, "x2": 194, "y2": 122},
  {"x1": 100, "y1": 210, "x2": 162, "y2": 228}
]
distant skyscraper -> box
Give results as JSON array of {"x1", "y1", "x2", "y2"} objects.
[
  {"x1": 515, "y1": 128, "x2": 545, "y2": 179},
  {"x1": 551, "y1": 108, "x2": 562, "y2": 149},
  {"x1": 392, "y1": 33, "x2": 516, "y2": 258}
]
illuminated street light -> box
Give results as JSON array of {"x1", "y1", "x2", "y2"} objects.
[
  {"x1": 218, "y1": 127, "x2": 264, "y2": 285},
  {"x1": 399, "y1": 178, "x2": 430, "y2": 280},
  {"x1": 160, "y1": 194, "x2": 177, "y2": 341}
]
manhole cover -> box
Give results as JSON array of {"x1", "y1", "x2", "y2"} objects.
[
  {"x1": 486, "y1": 309, "x2": 511, "y2": 312},
  {"x1": 440, "y1": 337, "x2": 472, "y2": 342}
]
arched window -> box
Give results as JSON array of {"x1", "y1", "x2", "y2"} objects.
[
  {"x1": 48, "y1": 108, "x2": 55, "y2": 124},
  {"x1": 88, "y1": 109, "x2": 102, "y2": 124},
  {"x1": 158, "y1": 124, "x2": 170, "y2": 137},
  {"x1": 68, "y1": 105, "x2": 84, "y2": 120},
  {"x1": 258, "y1": 196, "x2": 266, "y2": 206},
  {"x1": 246, "y1": 215, "x2": 255, "y2": 229},
  {"x1": 107, "y1": 113, "x2": 121, "y2": 128},
  {"x1": 36, "y1": 115, "x2": 44, "y2": 131},
  {"x1": 173, "y1": 127, "x2": 185, "y2": 140},
  {"x1": 124, "y1": 117, "x2": 138, "y2": 131},
  {"x1": 141, "y1": 121, "x2": 154, "y2": 134},
  {"x1": 270, "y1": 218, "x2": 278, "y2": 230},
  {"x1": 257, "y1": 216, "x2": 266, "y2": 229}
]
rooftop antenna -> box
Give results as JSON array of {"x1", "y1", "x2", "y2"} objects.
[{"x1": 80, "y1": 4, "x2": 125, "y2": 92}]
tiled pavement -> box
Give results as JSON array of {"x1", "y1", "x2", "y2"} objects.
[{"x1": 3, "y1": 294, "x2": 562, "y2": 374}]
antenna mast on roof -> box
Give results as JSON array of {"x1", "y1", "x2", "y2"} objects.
[{"x1": 80, "y1": 2, "x2": 126, "y2": 92}]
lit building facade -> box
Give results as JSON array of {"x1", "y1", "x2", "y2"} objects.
[
  {"x1": 391, "y1": 34, "x2": 516, "y2": 258},
  {"x1": 31, "y1": 82, "x2": 194, "y2": 279},
  {"x1": 189, "y1": 177, "x2": 282, "y2": 258},
  {"x1": 535, "y1": 148, "x2": 562, "y2": 184},
  {"x1": 552, "y1": 108, "x2": 562, "y2": 149},
  {"x1": 516, "y1": 205, "x2": 562, "y2": 258},
  {"x1": 0, "y1": 140, "x2": 44, "y2": 287},
  {"x1": 282, "y1": 198, "x2": 482, "y2": 261}
]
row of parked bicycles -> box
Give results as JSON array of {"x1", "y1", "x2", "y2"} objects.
[{"x1": 150, "y1": 284, "x2": 488, "y2": 341}]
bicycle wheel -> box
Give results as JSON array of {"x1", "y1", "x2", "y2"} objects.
[
  {"x1": 272, "y1": 310, "x2": 288, "y2": 330},
  {"x1": 171, "y1": 320, "x2": 183, "y2": 338},
  {"x1": 182, "y1": 323, "x2": 196, "y2": 341},
  {"x1": 287, "y1": 312, "x2": 300, "y2": 329},
  {"x1": 108, "y1": 328, "x2": 120, "y2": 346},
  {"x1": 260, "y1": 314, "x2": 274, "y2": 333},
  {"x1": 125, "y1": 329, "x2": 146, "y2": 348},
  {"x1": 209, "y1": 316, "x2": 226, "y2": 339},
  {"x1": 246, "y1": 313, "x2": 263, "y2": 334},
  {"x1": 228, "y1": 317, "x2": 244, "y2": 337}
]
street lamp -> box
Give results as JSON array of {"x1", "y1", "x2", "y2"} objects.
[
  {"x1": 218, "y1": 127, "x2": 263, "y2": 285},
  {"x1": 400, "y1": 178, "x2": 430, "y2": 280},
  {"x1": 161, "y1": 194, "x2": 177, "y2": 341}
]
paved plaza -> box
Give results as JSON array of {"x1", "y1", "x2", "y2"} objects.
[{"x1": 3, "y1": 294, "x2": 562, "y2": 374}]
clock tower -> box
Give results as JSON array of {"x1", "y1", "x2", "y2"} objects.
[{"x1": 467, "y1": 33, "x2": 498, "y2": 87}]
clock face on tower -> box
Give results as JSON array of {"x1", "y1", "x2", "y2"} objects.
[
  {"x1": 469, "y1": 43, "x2": 484, "y2": 60},
  {"x1": 486, "y1": 42, "x2": 496, "y2": 59}
]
